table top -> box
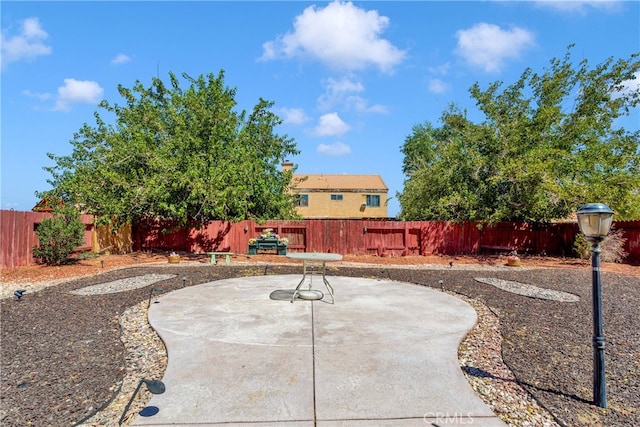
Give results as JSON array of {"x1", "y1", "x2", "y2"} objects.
[{"x1": 286, "y1": 252, "x2": 343, "y2": 262}]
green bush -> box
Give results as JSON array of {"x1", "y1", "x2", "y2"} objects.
[
  {"x1": 573, "y1": 228, "x2": 628, "y2": 263},
  {"x1": 573, "y1": 233, "x2": 590, "y2": 260},
  {"x1": 33, "y1": 205, "x2": 86, "y2": 265}
]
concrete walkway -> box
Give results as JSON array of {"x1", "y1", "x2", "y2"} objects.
[{"x1": 132, "y1": 275, "x2": 506, "y2": 426}]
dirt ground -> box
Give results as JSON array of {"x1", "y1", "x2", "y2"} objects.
[
  {"x1": 2, "y1": 251, "x2": 638, "y2": 284},
  {"x1": 2, "y1": 251, "x2": 639, "y2": 426}
]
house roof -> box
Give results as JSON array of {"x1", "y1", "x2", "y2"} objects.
[
  {"x1": 32, "y1": 196, "x2": 64, "y2": 212},
  {"x1": 292, "y1": 174, "x2": 388, "y2": 192}
]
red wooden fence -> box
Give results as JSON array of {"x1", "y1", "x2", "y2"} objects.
[
  {"x1": 0, "y1": 210, "x2": 94, "y2": 268},
  {"x1": 132, "y1": 218, "x2": 640, "y2": 264},
  {"x1": 2, "y1": 210, "x2": 639, "y2": 268}
]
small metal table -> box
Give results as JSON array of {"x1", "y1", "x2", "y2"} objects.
[{"x1": 286, "y1": 252, "x2": 343, "y2": 304}]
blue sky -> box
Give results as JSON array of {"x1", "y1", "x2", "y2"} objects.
[{"x1": 2, "y1": 1, "x2": 639, "y2": 218}]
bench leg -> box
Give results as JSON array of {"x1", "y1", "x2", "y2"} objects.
[
  {"x1": 225, "y1": 254, "x2": 231, "y2": 265},
  {"x1": 210, "y1": 254, "x2": 217, "y2": 265}
]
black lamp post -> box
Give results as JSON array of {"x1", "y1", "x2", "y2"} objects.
[{"x1": 576, "y1": 202, "x2": 614, "y2": 408}]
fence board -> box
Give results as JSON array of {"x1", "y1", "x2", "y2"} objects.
[{"x1": 95, "y1": 222, "x2": 132, "y2": 254}]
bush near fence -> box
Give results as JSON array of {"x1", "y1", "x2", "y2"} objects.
[
  {"x1": 1, "y1": 210, "x2": 94, "y2": 268},
  {"x1": 2, "y1": 210, "x2": 639, "y2": 268}
]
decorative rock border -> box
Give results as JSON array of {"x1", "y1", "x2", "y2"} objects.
[
  {"x1": 474, "y1": 277, "x2": 580, "y2": 302},
  {"x1": 70, "y1": 274, "x2": 176, "y2": 296}
]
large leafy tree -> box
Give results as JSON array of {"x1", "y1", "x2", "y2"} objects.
[
  {"x1": 399, "y1": 46, "x2": 640, "y2": 222},
  {"x1": 40, "y1": 71, "x2": 300, "y2": 226}
]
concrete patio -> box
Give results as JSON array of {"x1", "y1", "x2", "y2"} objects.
[{"x1": 132, "y1": 275, "x2": 506, "y2": 426}]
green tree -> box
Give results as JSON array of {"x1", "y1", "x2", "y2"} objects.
[
  {"x1": 33, "y1": 205, "x2": 86, "y2": 265},
  {"x1": 399, "y1": 46, "x2": 640, "y2": 222},
  {"x1": 39, "y1": 71, "x2": 300, "y2": 227}
]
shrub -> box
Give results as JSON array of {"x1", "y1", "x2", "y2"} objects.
[
  {"x1": 573, "y1": 228, "x2": 628, "y2": 263},
  {"x1": 601, "y1": 229, "x2": 629, "y2": 263},
  {"x1": 574, "y1": 233, "x2": 590, "y2": 260},
  {"x1": 33, "y1": 205, "x2": 86, "y2": 265}
]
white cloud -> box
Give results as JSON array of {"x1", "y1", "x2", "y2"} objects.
[
  {"x1": 260, "y1": 0, "x2": 406, "y2": 73},
  {"x1": 533, "y1": 0, "x2": 621, "y2": 13},
  {"x1": 325, "y1": 76, "x2": 365, "y2": 95},
  {"x1": 428, "y1": 62, "x2": 451, "y2": 76},
  {"x1": 54, "y1": 78, "x2": 104, "y2": 111},
  {"x1": 427, "y1": 79, "x2": 450, "y2": 94},
  {"x1": 318, "y1": 76, "x2": 364, "y2": 110},
  {"x1": 313, "y1": 112, "x2": 351, "y2": 136},
  {"x1": 455, "y1": 23, "x2": 536, "y2": 73},
  {"x1": 317, "y1": 77, "x2": 388, "y2": 113},
  {"x1": 22, "y1": 89, "x2": 52, "y2": 101},
  {"x1": 317, "y1": 141, "x2": 352, "y2": 156},
  {"x1": 111, "y1": 53, "x2": 132, "y2": 65},
  {"x1": 345, "y1": 96, "x2": 388, "y2": 113},
  {"x1": 615, "y1": 71, "x2": 640, "y2": 96},
  {"x1": 278, "y1": 107, "x2": 310, "y2": 125},
  {"x1": 1, "y1": 17, "x2": 52, "y2": 69}
]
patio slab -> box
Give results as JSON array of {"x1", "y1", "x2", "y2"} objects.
[{"x1": 132, "y1": 275, "x2": 506, "y2": 426}]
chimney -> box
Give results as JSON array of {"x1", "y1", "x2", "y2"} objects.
[{"x1": 281, "y1": 161, "x2": 294, "y2": 172}]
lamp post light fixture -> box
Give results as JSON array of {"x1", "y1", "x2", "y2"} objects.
[
  {"x1": 576, "y1": 202, "x2": 614, "y2": 409},
  {"x1": 14, "y1": 289, "x2": 26, "y2": 301}
]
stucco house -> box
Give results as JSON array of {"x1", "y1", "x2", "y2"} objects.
[{"x1": 283, "y1": 162, "x2": 389, "y2": 218}]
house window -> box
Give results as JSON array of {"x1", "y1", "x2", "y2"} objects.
[
  {"x1": 331, "y1": 194, "x2": 343, "y2": 201},
  {"x1": 297, "y1": 194, "x2": 309, "y2": 207},
  {"x1": 366, "y1": 194, "x2": 380, "y2": 207}
]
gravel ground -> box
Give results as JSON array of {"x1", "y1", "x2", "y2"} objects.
[{"x1": 1, "y1": 260, "x2": 639, "y2": 426}]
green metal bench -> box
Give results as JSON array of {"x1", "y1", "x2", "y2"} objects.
[{"x1": 248, "y1": 239, "x2": 287, "y2": 255}]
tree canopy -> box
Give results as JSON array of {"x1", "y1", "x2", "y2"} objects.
[
  {"x1": 398, "y1": 46, "x2": 640, "y2": 222},
  {"x1": 40, "y1": 71, "x2": 300, "y2": 226}
]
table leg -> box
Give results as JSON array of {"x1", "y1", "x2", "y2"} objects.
[
  {"x1": 321, "y1": 262, "x2": 335, "y2": 304},
  {"x1": 290, "y1": 272, "x2": 307, "y2": 303}
]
